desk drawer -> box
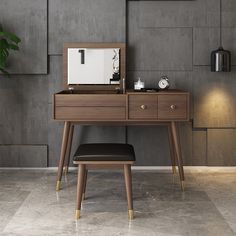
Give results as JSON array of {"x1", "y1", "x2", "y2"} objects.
[
  {"x1": 55, "y1": 106, "x2": 126, "y2": 120},
  {"x1": 128, "y1": 95, "x2": 157, "y2": 119},
  {"x1": 55, "y1": 94, "x2": 126, "y2": 107},
  {"x1": 157, "y1": 95, "x2": 188, "y2": 120},
  {"x1": 54, "y1": 94, "x2": 126, "y2": 120}
]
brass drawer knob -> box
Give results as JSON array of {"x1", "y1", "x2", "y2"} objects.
[
  {"x1": 170, "y1": 104, "x2": 176, "y2": 110},
  {"x1": 140, "y1": 105, "x2": 147, "y2": 110}
]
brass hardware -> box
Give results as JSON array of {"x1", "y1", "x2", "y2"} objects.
[
  {"x1": 140, "y1": 105, "x2": 147, "y2": 110},
  {"x1": 75, "y1": 210, "x2": 81, "y2": 219},
  {"x1": 128, "y1": 209, "x2": 134, "y2": 220},
  {"x1": 56, "y1": 181, "x2": 61, "y2": 191},
  {"x1": 181, "y1": 181, "x2": 185, "y2": 191},
  {"x1": 170, "y1": 104, "x2": 176, "y2": 110}
]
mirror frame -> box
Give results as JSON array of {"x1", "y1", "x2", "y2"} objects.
[{"x1": 63, "y1": 43, "x2": 126, "y2": 91}]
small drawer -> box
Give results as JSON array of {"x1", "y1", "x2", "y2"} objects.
[
  {"x1": 157, "y1": 95, "x2": 188, "y2": 120},
  {"x1": 128, "y1": 95, "x2": 157, "y2": 119}
]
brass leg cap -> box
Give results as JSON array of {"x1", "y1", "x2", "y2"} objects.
[
  {"x1": 75, "y1": 210, "x2": 81, "y2": 219},
  {"x1": 172, "y1": 166, "x2": 177, "y2": 174},
  {"x1": 181, "y1": 181, "x2": 185, "y2": 191},
  {"x1": 56, "y1": 181, "x2": 61, "y2": 191},
  {"x1": 128, "y1": 210, "x2": 134, "y2": 220}
]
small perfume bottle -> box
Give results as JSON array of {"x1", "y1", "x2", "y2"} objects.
[{"x1": 134, "y1": 77, "x2": 145, "y2": 90}]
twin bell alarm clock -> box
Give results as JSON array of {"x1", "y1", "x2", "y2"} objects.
[{"x1": 158, "y1": 75, "x2": 170, "y2": 90}]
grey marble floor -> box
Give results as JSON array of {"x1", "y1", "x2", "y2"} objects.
[{"x1": 0, "y1": 169, "x2": 236, "y2": 236}]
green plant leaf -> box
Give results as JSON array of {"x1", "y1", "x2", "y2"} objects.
[
  {"x1": 8, "y1": 43, "x2": 19, "y2": 50},
  {"x1": 0, "y1": 66, "x2": 9, "y2": 75},
  {"x1": 0, "y1": 39, "x2": 10, "y2": 57},
  {"x1": 0, "y1": 53, "x2": 7, "y2": 64},
  {"x1": 0, "y1": 25, "x2": 21, "y2": 76},
  {"x1": 0, "y1": 31, "x2": 21, "y2": 44}
]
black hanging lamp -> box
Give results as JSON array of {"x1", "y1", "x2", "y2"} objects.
[{"x1": 211, "y1": 0, "x2": 231, "y2": 72}]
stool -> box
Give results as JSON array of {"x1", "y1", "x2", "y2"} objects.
[{"x1": 73, "y1": 143, "x2": 136, "y2": 220}]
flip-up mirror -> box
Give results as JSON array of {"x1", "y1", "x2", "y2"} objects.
[{"x1": 63, "y1": 43, "x2": 126, "y2": 91}]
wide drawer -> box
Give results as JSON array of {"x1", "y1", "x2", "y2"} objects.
[
  {"x1": 157, "y1": 94, "x2": 188, "y2": 120},
  {"x1": 54, "y1": 94, "x2": 126, "y2": 120},
  {"x1": 128, "y1": 95, "x2": 157, "y2": 119},
  {"x1": 55, "y1": 106, "x2": 126, "y2": 120},
  {"x1": 55, "y1": 94, "x2": 126, "y2": 107}
]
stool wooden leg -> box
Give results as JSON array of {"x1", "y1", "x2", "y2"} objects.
[
  {"x1": 75, "y1": 164, "x2": 86, "y2": 219},
  {"x1": 56, "y1": 121, "x2": 70, "y2": 191},
  {"x1": 168, "y1": 124, "x2": 177, "y2": 175},
  {"x1": 171, "y1": 121, "x2": 185, "y2": 191},
  {"x1": 64, "y1": 124, "x2": 74, "y2": 175},
  {"x1": 82, "y1": 169, "x2": 88, "y2": 201},
  {"x1": 124, "y1": 164, "x2": 134, "y2": 220}
]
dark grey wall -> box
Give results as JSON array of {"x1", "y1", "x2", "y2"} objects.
[{"x1": 0, "y1": 0, "x2": 235, "y2": 167}]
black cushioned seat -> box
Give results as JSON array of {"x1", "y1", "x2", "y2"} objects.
[{"x1": 73, "y1": 143, "x2": 136, "y2": 162}]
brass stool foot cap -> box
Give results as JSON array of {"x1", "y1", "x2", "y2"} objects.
[
  {"x1": 128, "y1": 210, "x2": 134, "y2": 220},
  {"x1": 56, "y1": 181, "x2": 61, "y2": 191},
  {"x1": 172, "y1": 166, "x2": 177, "y2": 175},
  {"x1": 75, "y1": 210, "x2": 81, "y2": 219},
  {"x1": 181, "y1": 181, "x2": 185, "y2": 191}
]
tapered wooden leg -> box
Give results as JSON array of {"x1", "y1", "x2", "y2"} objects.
[
  {"x1": 75, "y1": 164, "x2": 86, "y2": 219},
  {"x1": 124, "y1": 164, "x2": 134, "y2": 220},
  {"x1": 82, "y1": 169, "x2": 88, "y2": 200},
  {"x1": 56, "y1": 121, "x2": 71, "y2": 191},
  {"x1": 64, "y1": 124, "x2": 74, "y2": 175},
  {"x1": 171, "y1": 122, "x2": 185, "y2": 191},
  {"x1": 167, "y1": 124, "x2": 177, "y2": 174}
]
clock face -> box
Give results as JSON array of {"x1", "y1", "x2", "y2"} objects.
[{"x1": 158, "y1": 78, "x2": 169, "y2": 89}]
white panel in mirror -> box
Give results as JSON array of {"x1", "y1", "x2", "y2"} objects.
[{"x1": 68, "y1": 48, "x2": 120, "y2": 85}]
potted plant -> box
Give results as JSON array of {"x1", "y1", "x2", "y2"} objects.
[{"x1": 0, "y1": 24, "x2": 21, "y2": 75}]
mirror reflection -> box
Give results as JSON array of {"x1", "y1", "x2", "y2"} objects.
[{"x1": 68, "y1": 48, "x2": 120, "y2": 85}]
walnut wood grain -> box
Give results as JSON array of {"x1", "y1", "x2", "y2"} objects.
[
  {"x1": 53, "y1": 91, "x2": 190, "y2": 122},
  {"x1": 55, "y1": 94, "x2": 126, "y2": 107},
  {"x1": 158, "y1": 94, "x2": 188, "y2": 120},
  {"x1": 55, "y1": 107, "x2": 126, "y2": 120},
  {"x1": 128, "y1": 94, "x2": 158, "y2": 119}
]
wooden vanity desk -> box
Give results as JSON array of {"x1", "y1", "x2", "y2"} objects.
[
  {"x1": 53, "y1": 42, "x2": 190, "y2": 192},
  {"x1": 53, "y1": 89, "x2": 190, "y2": 191}
]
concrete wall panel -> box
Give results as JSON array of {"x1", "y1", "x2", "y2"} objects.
[
  {"x1": 0, "y1": 0, "x2": 47, "y2": 74},
  {"x1": 0, "y1": 145, "x2": 47, "y2": 167},
  {"x1": 207, "y1": 129, "x2": 236, "y2": 166},
  {"x1": 49, "y1": 0, "x2": 126, "y2": 54}
]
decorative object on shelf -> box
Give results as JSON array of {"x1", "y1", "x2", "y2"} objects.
[
  {"x1": 158, "y1": 75, "x2": 170, "y2": 90},
  {"x1": 211, "y1": 0, "x2": 231, "y2": 72},
  {"x1": 110, "y1": 49, "x2": 120, "y2": 85},
  {"x1": 0, "y1": 24, "x2": 21, "y2": 75},
  {"x1": 134, "y1": 77, "x2": 145, "y2": 90}
]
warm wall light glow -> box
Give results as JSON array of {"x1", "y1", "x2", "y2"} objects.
[{"x1": 198, "y1": 88, "x2": 235, "y2": 127}]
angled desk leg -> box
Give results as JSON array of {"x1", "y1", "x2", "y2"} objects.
[
  {"x1": 170, "y1": 121, "x2": 185, "y2": 191},
  {"x1": 64, "y1": 124, "x2": 74, "y2": 175},
  {"x1": 56, "y1": 121, "x2": 71, "y2": 191},
  {"x1": 167, "y1": 124, "x2": 177, "y2": 175}
]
